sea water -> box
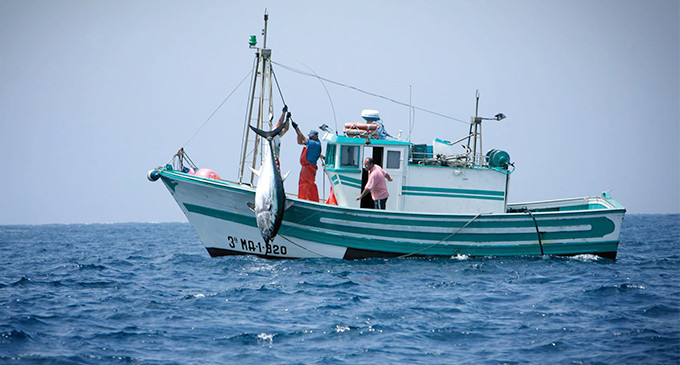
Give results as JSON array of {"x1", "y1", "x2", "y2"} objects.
[{"x1": 1, "y1": 215, "x2": 678, "y2": 364}]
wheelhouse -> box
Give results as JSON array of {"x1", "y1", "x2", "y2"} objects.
[{"x1": 322, "y1": 134, "x2": 512, "y2": 214}]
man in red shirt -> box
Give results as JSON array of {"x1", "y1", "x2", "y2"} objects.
[{"x1": 356, "y1": 157, "x2": 393, "y2": 209}]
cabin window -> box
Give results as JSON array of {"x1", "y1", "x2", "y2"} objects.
[
  {"x1": 386, "y1": 150, "x2": 401, "y2": 169},
  {"x1": 340, "y1": 145, "x2": 359, "y2": 167},
  {"x1": 325, "y1": 144, "x2": 336, "y2": 167}
]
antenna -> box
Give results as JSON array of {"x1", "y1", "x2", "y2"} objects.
[
  {"x1": 469, "y1": 90, "x2": 506, "y2": 167},
  {"x1": 468, "y1": 90, "x2": 480, "y2": 165},
  {"x1": 408, "y1": 85, "x2": 412, "y2": 142}
]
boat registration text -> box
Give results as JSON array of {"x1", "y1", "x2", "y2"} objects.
[{"x1": 226, "y1": 235, "x2": 288, "y2": 255}]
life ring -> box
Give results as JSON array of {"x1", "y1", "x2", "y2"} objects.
[
  {"x1": 343, "y1": 129, "x2": 380, "y2": 138},
  {"x1": 343, "y1": 129, "x2": 372, "y2": 136},
  {"x1": 344, "y1": 122, "x2": 378, "y2": 131}
]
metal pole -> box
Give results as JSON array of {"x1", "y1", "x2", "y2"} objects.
[
  {"x1": 263, "y1": 10, "x2": 268, "y2": 48},
  {"x1": 239, "y1": 56, "x2": 261, "y2": 184},
  {"x1": 474, "y1": 90, "x2": 480, "y2": 166},
  {"x1": 472, "y1": 121, "x2": 478, "y2": 166},
  {"x1": 251, "y1": 12, "x2": 270, "y2": 184},
  {"x1": 267, "y1": 56, "x2": 273, "y2": 129},
  {"x1": 479, "y1": 120, "x2": 484, "y2": 166}
]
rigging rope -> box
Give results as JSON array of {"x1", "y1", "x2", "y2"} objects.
[
  {"x1": 272, "y1": 61, "x2": 469, "y2": 125},
  {"x1": 525, "y1": 210, "x2": 545, "y2": 256},
  {"x1": 182, "y1": 70, "x2": 253, "y2": 148}
]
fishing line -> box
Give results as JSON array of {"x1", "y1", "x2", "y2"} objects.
[
  {"x1": 272, "y1": 61, "x2": 468, "y2": 125},
  {"x1": 271, "y1": 67, "x2": 287, "y2": 107},
  {"x1": 183, "y1": 70, "x2": 253, "y2": 148},
  {"x1": 278, "y1": 234, "x2": 333, "y2": 258},
  {"x1": 397, "y1": 213, "x2": 482, "y2": 258},
  {"x1": 272, "y1": 62, "x2": 338, "y2": 135},
  {"x1": 295, "y1": 61, "x2": 338, "y2": 134},
  {"x1": 270, "y1": 66, "x2": 303, "y2": 132}
]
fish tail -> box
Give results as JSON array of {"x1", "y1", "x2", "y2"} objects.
[{"x1": 249, "y1": 120, "x2": 288, "y2": 140}]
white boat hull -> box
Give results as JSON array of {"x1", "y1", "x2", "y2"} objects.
[{"x1": 158, "y1": 169, "x2": 625, "y2": 260}]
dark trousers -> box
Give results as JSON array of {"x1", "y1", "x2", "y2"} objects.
[{"x1": 374, "y1": 198, "x2": 387, "y2": 210}]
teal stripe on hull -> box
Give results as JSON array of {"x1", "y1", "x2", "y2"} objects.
[
  {"x1": 282, "y1": 203, "x2": 617, "y2": 243},
  {"x1": 282, "y1": 200, "x2": 620, "y2": 231},
  {"x1": 334, "y1": 174, "x2": 362, "y2": 189},
  {"x1": 401, "y1": 185, "x2": 505, "y2": 201},
  {"x1": 185, "y1": 203, "x2": 256, "y2": 227},
  {"x1": 403, "y1": 185, "x2": 505, "y2": 196},
  {"x1": 337, "y1": 174, "x2": 362, "y2": 185},
  {"x1": 338, "y1": 182, "x2": 361, "y2": 189},
  {"x1": 402, "y1": 191, "x2": 505, "y2": 201}
]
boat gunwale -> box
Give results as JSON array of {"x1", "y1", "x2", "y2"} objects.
[{"x1": 158, "y1": 169, "x2": 626, "y2": 219}]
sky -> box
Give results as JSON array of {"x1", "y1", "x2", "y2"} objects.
[{"x1": 0, "y1": 0, "x2": 678, "y2": 224}]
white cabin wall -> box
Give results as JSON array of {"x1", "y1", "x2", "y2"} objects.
[{"x1": 402, "y1": 165, "x2": 508, "y2": 214}]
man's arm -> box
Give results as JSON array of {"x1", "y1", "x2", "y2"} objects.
[
  {"x1": 282, "y1": 112, "x2": 291, "y2": 135},
  {"x1": 292, "y1": 122, "x2": 306, "y2": 145},
  {"x1": 357, "y1": 172, "x2": 374, "y2": 200},
  {"x1": 356, "y1": 188, "x2": 370, "y2": 201},
  {"x1": 276, "y1": 106, "x2": 290, "y2": 136}
]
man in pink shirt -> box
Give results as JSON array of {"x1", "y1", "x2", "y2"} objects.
[{"x1": 356, "y1": 157, "x2": 393, "y2": 209}]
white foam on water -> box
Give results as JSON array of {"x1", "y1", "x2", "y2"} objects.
[
  {"x1": 334, "y1": 325, "x2": 350, "y2": 333},
  {"x1": 257, "y1": 333, "x2": 274, "y2": 342},
  {"x1": 570, "y1": 254, "x2": 600, "y2": 262}
]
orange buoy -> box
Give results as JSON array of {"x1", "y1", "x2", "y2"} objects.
[{"x1": 194, "y1": 168, "x2": 221, "y2": 180}]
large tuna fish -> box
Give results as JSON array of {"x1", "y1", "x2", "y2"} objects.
[{"x1": 247, "y1": 120, "x2": 290, "y2": 243}]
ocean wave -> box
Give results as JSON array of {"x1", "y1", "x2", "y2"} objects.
[
  {"x1": 216, "y1": 332, "x2": 278, "y2": 345},
  {"x1": 0, "y1": 329, "x2": 31, "y2": 343},
  {"x1": 585, "y1": 283, "x2": 647, "y2": 295},
  {"x1": 425, "y1": 327, "x2": 491, "y2": 341},
  {"x1": 641, "y1": 303, "x2": 677, "y2": 317},
  {"x1": 9, "y1": 276, "x2": 32, "y2": 287},
  {"x1": 297, "y1": 279, "x2": 359, "y2": 288},
  {"x1": 76, "y1": 263, "x2": 108, "y2": 271}
]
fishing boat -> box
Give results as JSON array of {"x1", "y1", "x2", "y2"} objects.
[{"x1": 147, "y1": 13, "x2": 626, "y2": 260}]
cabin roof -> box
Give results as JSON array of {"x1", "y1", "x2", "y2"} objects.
[{"x1": 324, "y1": 134, "x2": 412, "y2": 146}]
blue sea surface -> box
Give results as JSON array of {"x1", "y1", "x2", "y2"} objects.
[{"x1": 1, "y1": 215, "x2": 678, "y2": 364}]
